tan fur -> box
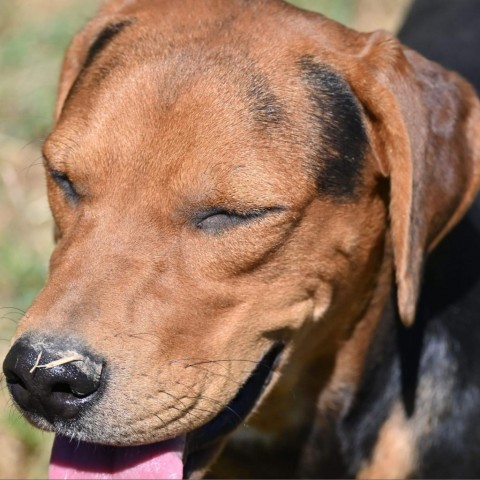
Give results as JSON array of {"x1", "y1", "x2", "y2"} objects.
[{"x1": 358, "y1": 403, "x2": 416, "y2": 479}]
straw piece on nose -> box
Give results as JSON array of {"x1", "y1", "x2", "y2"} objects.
[
  {"x1": 36, "y1": 354, "x2": 84, "y2": 370},
  {"x1": 29, "y1": 351, "x2": 43, "y2": 374}
]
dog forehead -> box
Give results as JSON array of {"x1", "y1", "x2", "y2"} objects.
[
  {"x1": 46, "y1": 65, "x2": 311, "y2": 211},
  {"x1": 46, "y1": 0, "x2": 369, "y2": 205},
  {"x1": 51, "y1": 60, "x2": 279, "y2": 159}
]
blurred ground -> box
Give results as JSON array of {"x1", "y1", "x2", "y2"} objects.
[{"x1": 0, "y1": 1, "x2": 411, "y2": 478}]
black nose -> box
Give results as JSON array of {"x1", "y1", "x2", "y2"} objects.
[{"x1": 2, "y1": 336, "x2": 103, "y2": 421}]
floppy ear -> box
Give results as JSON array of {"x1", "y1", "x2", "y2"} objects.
[
  {"x1": 343, "y1": 31, "x2": 480, "y2": 326},
  {"x1": 54, "y1": 6, "x2": 133, "y2": 122}
]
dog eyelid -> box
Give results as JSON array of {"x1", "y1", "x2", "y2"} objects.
[
  {"x1": 49, "y1": 169, "x2": 80, "y2": 204},
  {"x1": 194, "y1": 207, "x2": 283, "y2": 234}
]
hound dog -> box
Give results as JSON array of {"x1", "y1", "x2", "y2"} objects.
[{"x1": 3, "y1": 0, "x2": 480, "y2": 478}]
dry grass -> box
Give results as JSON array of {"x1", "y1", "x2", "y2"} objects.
[{"x1": 0, "y1": 1, "x2": 411, "y2": 478}]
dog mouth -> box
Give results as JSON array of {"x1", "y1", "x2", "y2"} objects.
[{"x1": 49, "y1": 343, "x2": 284, "y2": 479}]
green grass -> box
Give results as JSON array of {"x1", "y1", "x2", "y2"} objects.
[
  {"x1": 0, "y1": 235, "x2": 47, "y2": 307},
  {"x1": 0, "y1": 2, "x2": 98, "y2": 478},
  {"x1": 0, "y1": 1, "x2": 98, "y2": 140}
]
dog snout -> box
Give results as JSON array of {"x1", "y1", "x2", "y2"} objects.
[{"x1": 2, "y1": 335, "x2": 104, "y2": 421}]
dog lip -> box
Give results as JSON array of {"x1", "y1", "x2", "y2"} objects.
[
  {"x1": 26, "y1": 343, "x2": 283, "y2": 479},
  {"x1": 183, "y1": 342, "x2": 284, "y2": 477}
]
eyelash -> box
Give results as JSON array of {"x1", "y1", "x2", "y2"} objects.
[
  {"x1": 49, "y1": 169, "x2": 79, "y2": 203},
  {"x1": 195, "y1": 208, "x2": 278, "y2": 233}
]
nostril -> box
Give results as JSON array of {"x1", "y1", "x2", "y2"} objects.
[
  {"x1": 4, "y1": 371, "x2": 29, "y2": 399},
  {"x1": 71, "y1": 388, "x2": 95, "y2": 399},
  {"x1": 51, "y1": 382, "x2": 75, "y2": 395},
  {"x1": 52, "y1": 383, "x2": 76, "y2": 397},
  {"x1": 4, "y1": 370, "x2": 25, "y2": 388},
  {"x1": 3, "y1": 336, "x2": 104, "y2": 421},
  {"x1": 51, "y1": 382, "x2": 93, "y2": 399}
]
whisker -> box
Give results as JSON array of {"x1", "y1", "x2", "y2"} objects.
[
  {"x1": 20, "y1": 137, "x2": 45, "y2": 152},
  {"x1": 0, "y1": 306, "x2": 26, "y2": 314},
  {"x1": 0, "y1": 315, "x2": 20, "y2": 325},
  {"x1": 180, "y1": 363, "x2": 247, "y2": 386},
  {"x1": 172, "y1": 379, "x2": 244, "y2": 423},
  {"x1": 127, "y1": 332, "x2": 162, "y2": 346},
  {"x1": 158, "y1": 390, "x2": 206, "y2": 424},
  {"x1": 155, "y1": 413, "x2": 168, "y2": 430}
]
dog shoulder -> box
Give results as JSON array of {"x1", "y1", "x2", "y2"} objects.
[{"x1": 335, "y1": 200, "x2": 480, "y2": 478}]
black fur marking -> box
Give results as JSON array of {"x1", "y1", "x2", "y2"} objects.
[
  {"x1": 62, "y1": 19, "x2": 134, "y2": 111},
  {"x1": 339, "y1": 295, "x2": 401, "y2": 476},
  {"x1": 84, "y1": 19, "x2": 134, "y2": 70},
  {"x1": 299, "y1": 56, "x2": 367, "y2": 199},
  {"x1": 247, "y1": 74, "x2": 283, "y2": 125},
  {"x1": 338, "y1": 196, "x2": 480, "y2": 477}
]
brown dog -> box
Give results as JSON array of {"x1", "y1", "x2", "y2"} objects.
[{"x1": 3, "y1": 0, "x2": 480, "y2": 478}]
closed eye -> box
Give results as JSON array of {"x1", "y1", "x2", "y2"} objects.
[
  {"x1": 195, "y1": 207, "x2": 282, "y2": 234},
  {"x1": 49, "y1": 169, "x2": 79, "y2": 204}
]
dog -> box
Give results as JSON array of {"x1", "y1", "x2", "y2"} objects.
[{"x1": 3, "y1": 0, "x2": 480, "y2": 478}]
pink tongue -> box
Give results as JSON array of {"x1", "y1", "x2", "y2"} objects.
[{"x1": 49, "y1": 434, "x2": 185, "y2": 479}]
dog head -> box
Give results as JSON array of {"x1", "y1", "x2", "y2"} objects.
[{"x1": 3, "y1": 0, "x2": 480, "y2": 478}]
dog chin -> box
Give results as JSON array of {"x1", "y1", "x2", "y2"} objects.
[{"x1": 45, "y1": 343, "x2": 283, "y2": 479}]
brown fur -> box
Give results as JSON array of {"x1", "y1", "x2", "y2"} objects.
[{"x1": 9, "y1": 0, "x2": 480, "y2": 478}]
